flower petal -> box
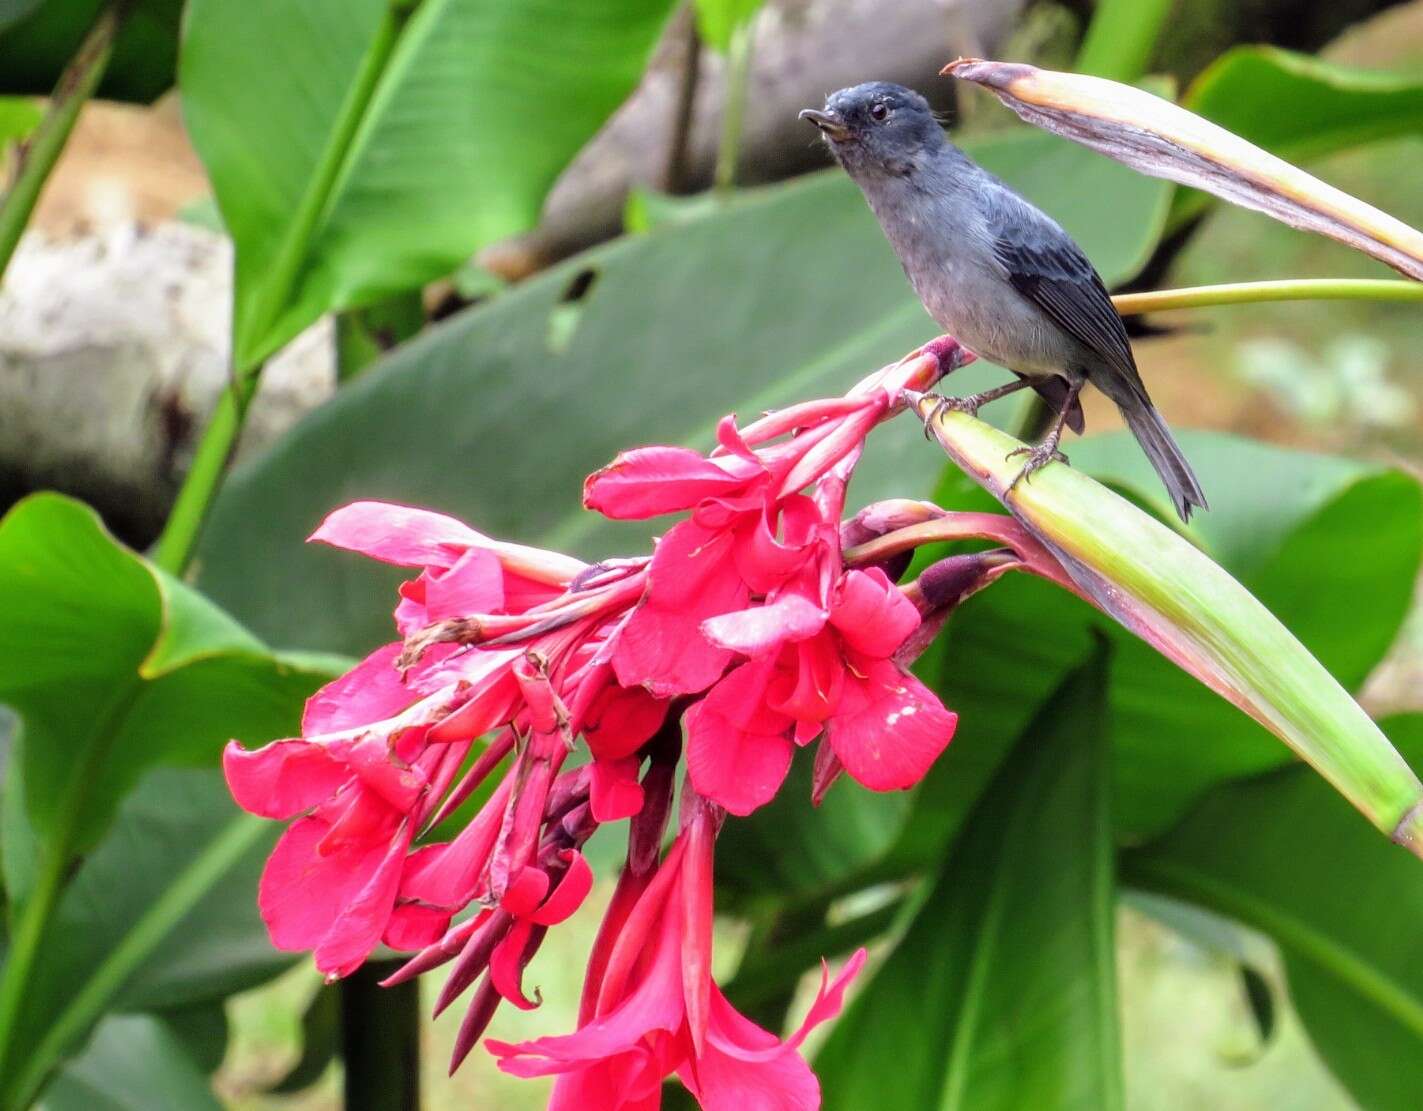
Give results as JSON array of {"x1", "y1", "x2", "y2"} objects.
[
  {"x1": 829, "y1": 567, "x2": 920, "y2": 658},
  {"x1": 613, "y1": 521, "x2": 749, "y2": 697},
  {"x1": 583, "y1": 684, "x2": 668, "y2": 761},
  {"x1": 490, "y1": 918, "x2": 540, "y2": 1010},
  {"x1": 424, "y1": 546, "x2": 505, "y2": 622},
  {"x1": 828, "y1": 658, "x2": 956, "y2": 791},
  {"x1": 383, "y1": 902, "x2": 453, "y2": 951},
  {"x1": 590, "y1": 757, "x2": 646, "y2": 823},
  {"x1": 310, "y1": 500, "x2": 487, "y2": 567},
  {"x1": 223, "y1": 739, "x2": 348, "y2": 819},
  {"x1": 684, "y1": 661, "x2": 795, "y2": 816},
  {"x1": 302, "y1": 642, "x2": 412, "y2": 736},
  {"x1": 701, "y1": 595, "x2": 827, "y2": 657},
  {"x1": 501, "y1": 865, "x2": 552, "y2": 917},
  {"x1": 531, "y1": 851, "x2": 595, "y2": 926},
  {"x1": 584, "y1": 447, "x2": 754, "y2": 520}
]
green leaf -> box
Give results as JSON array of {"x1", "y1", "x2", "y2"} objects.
[
  {"x1": 692, "y1": 0, "x2": 762, "y2": 53},
  {"x1": 0, "y1": 493, "x2": 309, "y2": 857},
  {"x1": 921, "y1": 408, "x2": 1423, "y2": 849},
  {"x1": 816, "y1": 654, "x2": 1122, "y2": 1111},
  {"x1": 713, "y1": 747, "x2": 910, "y2": 911},
  {"x1": 38, "y1": 1013, "x2": 220, "y2": 1111},
  {"x1": 0, "y1": 494, "x2": 332, "y2": 1104},
  {"x1": 0, "y1": 0, "x2": 181, "y2": 104},
  {"x1": 180, "y1": 0, "x2": 677, "y2": 372},
  {"x1": 1122, "y1": 714, "x2": 1423, "y2": 1111},
  {"x1": 0, "y1": 95, "x2": 39, "y2": 145},
  {"x1": 1172, "y1": 47, "x2": 1423, "y2": 225},
  {"x1": 893, "y1": 432, "x2": 1422, "y2": 855},
  {"x1": 4, "y1": 767, "x2": 292, "y2": 1107},
  {"x1": 197, "y1": 132, "x2": 1172, "y2": 653}
]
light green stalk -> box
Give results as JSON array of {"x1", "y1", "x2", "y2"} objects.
[{"x1": 914, "y1": 398, "x2": 1423, "y2": 860}]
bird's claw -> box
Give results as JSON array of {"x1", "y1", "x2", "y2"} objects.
[
  {"x1": 1006, "y1": 442, "x2": 1069, "y2": 491},
  {"x1": 919, "y1": 393, "x2": 981, "y2": 440}
]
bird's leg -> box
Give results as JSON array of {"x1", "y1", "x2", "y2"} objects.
[
  {"x1": 922, "y1": 377, "x2": 1033, "y2": 439},
  {"x1": 1006, "y1": 378, "x2": 1083, "y2": 489}
]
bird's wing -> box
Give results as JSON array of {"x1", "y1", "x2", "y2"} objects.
[{"x1": 984, "y1": 187, "x2": 1147, "y2": 399}]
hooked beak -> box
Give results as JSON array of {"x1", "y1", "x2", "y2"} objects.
[{"x1": 799, "y1": 107, "x2": 850, "y2": 142}]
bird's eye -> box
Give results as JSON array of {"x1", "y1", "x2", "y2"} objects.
[{"x1": 869, "y1": 102, "x2": 889, "y2": 122}]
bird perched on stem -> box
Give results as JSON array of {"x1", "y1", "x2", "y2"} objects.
[{"x1": 801, "y1": 81, "x2": 1207, "y2": 522}]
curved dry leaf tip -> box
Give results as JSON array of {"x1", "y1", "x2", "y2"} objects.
[{"x1": 940, "y1": 57, "x2": 1423, "y2": 281}]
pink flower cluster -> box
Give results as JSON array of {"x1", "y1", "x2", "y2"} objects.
[{"x1": 225, "y1": 340, "x2": 973, "y2": 1107}]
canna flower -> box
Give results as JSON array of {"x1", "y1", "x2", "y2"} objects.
[
  {"x1": 222, "y1": 334, "x2": 1042, "y2": 1106},
  {"x1": 488, "y1": 792, "x2": 867, "y2": 1110}
]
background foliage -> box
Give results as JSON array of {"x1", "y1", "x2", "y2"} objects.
[{"x1": 0, "y1": 0, "x2": 1421, "y2": 1107}]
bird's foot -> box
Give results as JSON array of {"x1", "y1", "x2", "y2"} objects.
[
  {"x1": 920, "y1": 392, "x2": 985, "y2": 439},
  {"x1": 1006, "y1": 441, "x2": 1069, "y2": 491}
]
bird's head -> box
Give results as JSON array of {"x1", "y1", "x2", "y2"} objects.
[{"x1": 799, "y1": 82, "x2": 944, "y2": 177}]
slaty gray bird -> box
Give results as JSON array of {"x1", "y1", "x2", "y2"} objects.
[{"x1": 801, "y1": 81, "x2": 1207, "y2": 521}]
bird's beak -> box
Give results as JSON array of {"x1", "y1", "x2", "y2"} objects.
[{"x1": 799, "y1": 107, "x2": 850, "y2": 141}]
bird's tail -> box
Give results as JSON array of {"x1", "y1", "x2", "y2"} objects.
[{"x1": 1120, "y1": 401, "x2": 1208, "y2": 523}]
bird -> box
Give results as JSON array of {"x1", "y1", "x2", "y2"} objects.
[{"x1": 800, "y1": 81, "x2": 1207, "y2": 522}]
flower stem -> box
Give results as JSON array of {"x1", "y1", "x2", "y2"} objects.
[
  {"x1": 1113, "y1": 277, "x2": 1423, "y2": 315},
  {"x1": 0, "y1": 0, "x2": 130, "y2": 284},
  {"x1": 712, "y1": 15, "x2": 755, "y2": 196},
  {"x1": 152, "y1": 0, "x2": 421, "y2": 575},
  {"x1": 150, "y1": 375, "x2": 256, "y2": 574}
]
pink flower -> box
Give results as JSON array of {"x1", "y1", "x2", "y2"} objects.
[
  {"x1": 686, "y1": 564, "x2": 956, "y2": 815},
  {"x1": 488, "y1": 793, "x2": 866, "y2": 1110}
]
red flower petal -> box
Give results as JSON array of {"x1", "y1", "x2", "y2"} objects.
[
  {"x1": 590, "y1": 757, "x2": 646, "y2": 822},
  {"x1": 584, "y1": 447, "x2": 753, "y2": 520},
  {"x1": 613, "y1": 521, "x2": 748, "y2": 697},
  {"x1": 829, "y1": 567, "x2": 920, "y2": 658},
  {"x1": 223, "y1": 739, "x2": 348, "y2": 819},
  {"x1": 310, "y1": 500, "x2": 487, "y2": 567},
  {"x1": 701, "y1": 594, "x2": 827, "y2": 657},
  {"x1": 383, "y1": 903, "x2": 452, "y2": 951},
  {"x1": 424, "y1": 546, "x2": 505, "y2": 622},
  {"x1": 302, "y1": 642, "x2": 411, "y2": 736},
  {"x1": 583, "y1": 684, "x2": 668, "y2": 761},
  {"x1": 490, "y1": 918, "x2": 540, "y2": 1010},
  {"x1": 531, "y1": 851, "x2": 595, "y2": 926},
  {"x1": 827, "y1": 657, "x2": 956, "y2": 791},
  {"x1": 501, "y1": 865, "x2": 552, "y2": 917},
  {"x1": 684, "y1": 661, "x2": 795, "y2": 816}
]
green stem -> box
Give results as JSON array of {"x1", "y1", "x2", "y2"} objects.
[
  {"x1": 234, "y1": 0, "x2": 417, "y2": 371},
  {"x1": 152, "y1": 0, "x2": 419, "y2": 575},
  {"x1": 1074, "y1": 0, "x2": 1173, "y2": 82},
  {"x1": 0, "y1": 0, "x2": 130, "y2": 284},
  {"x1": 712, "y1": 15, "x2": 755, "y2": 196},
  {"x1": 1113, "y1": 277, "x2": 1423, "y2": 314},
  {"x1": 150, "y1": 377, "x2": 254, "y2": 574},
  {"x1": 0, "y1": 686, "x2": 140, "y2": 1105},
  {"x1": 5, "y1": 816, "x2": 271, "y2": 1109}
]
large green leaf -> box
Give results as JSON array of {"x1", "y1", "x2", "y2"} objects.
[
  {"x1": 0, "y1": 494, "x2": 317, "y2": 858},
  {"x1": 180, "y1": 0, "x2": 677, "y2": 372},
  {"x1": 8, "y1": 768, "x2": 285, "y2": 1107},
  {"x1": 816, "y1": 655, "x2": 1121, "y2": 1111},
  {"x1": 0, "y1": 494, "x2": 330, "y2": 1105},
  {"x1": 1173, "y1": 47, "x2": 1423, "y2": 224},
  {"x1": 0, "y1": 0, "x2": 181, "y2": 103},
  {"x1": 39, "y1": 1013, "x2": 220, "y2": 1111},
  {"x1": 197, "y1": 132, "x2": 1172, "y2": 652},
  {"x1": 930, "y1": 431, "x2": 1422, "y2": 839},
  {"x1": 1122, "y1": 714, "x2": 1423, "y2": 1111}
]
